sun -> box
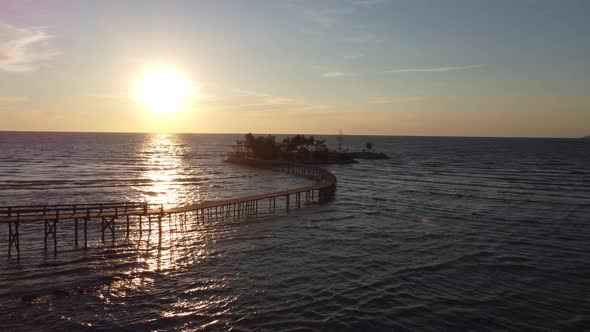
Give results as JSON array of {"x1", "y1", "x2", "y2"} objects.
[{"x1": 134, "y1": 67, "x2": 195, "y2": 114}]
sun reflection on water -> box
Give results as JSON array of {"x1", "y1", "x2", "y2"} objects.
[
  {"x1": 93, "y1": 133, "x2": 242, "y2": 326},
  {"x1": 140, "y1": 133, "x2": 187, "y2": 209}
]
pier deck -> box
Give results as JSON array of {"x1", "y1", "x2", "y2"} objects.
[{"x1": 1, "y1": 158, "x2": 337, "y2": 258}]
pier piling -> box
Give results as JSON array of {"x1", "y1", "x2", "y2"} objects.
[{"x1": 1, "y1": 159, "x2": 336, "y2": 257}]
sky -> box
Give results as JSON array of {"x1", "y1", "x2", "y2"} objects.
[{"x1": 0, "y1": 0, "x2": 589, "y2": 137}]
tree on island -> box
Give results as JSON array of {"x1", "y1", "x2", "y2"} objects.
[
  {"x1": 231, "y1": 133, "x2": 388, "y2": 163},
  {"x1": 235, "y1": 133, "x2": 329, "y2": 161},
  {"x1": 282, "y1": 135, "x2": 327, "y2": 153},
  {"x1": 243, "y1": 133, "x2": 279, "y2": 159}
]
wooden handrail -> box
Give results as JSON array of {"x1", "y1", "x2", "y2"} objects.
[{"x1": 0, "y1": 159, "x2": 336, "y2": 223}]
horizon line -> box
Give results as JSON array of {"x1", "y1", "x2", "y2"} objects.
[{"x1": 0, "y1": 129, "x2": 584, "y2": 140}]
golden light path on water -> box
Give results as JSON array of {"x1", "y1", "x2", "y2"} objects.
[
  {"x1": 102, "y1": 133, "x2": 236, "y2": 327},
  {"x1": 141, "y1": 133, "x2": 184, "y2": 209}
]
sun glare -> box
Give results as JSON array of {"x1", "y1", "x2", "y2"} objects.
[{"x1": 135, "y1": 68, "x2": 194, "y2": 114}]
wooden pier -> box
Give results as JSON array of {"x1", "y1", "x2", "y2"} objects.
[{"x1": 0, "y1": 158, "x2": 336, "y2": 258}]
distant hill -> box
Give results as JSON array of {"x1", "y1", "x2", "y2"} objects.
[{"x1": 583, "y1": 135, "x2": 590, "y2": 139}]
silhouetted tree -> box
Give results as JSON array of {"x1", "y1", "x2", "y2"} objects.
[
  {"x1": 241, "y1": 133, "x2": 279, "y2": 159},
  {"x1": 236, "y1": 134, "x2": 332, "y2": 161}
]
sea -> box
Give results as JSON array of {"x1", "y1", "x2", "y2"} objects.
[{"x1": 0, "y1": 132, "x2": 588, "y2": 331}]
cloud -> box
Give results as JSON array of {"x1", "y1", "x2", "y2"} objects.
[
  {"x1": 341, "y1": 32, "x2": 382, "y2": 43},
  {"x1": 81, "y1": 92, "x2": 130, "y2": 99},
  {"x1": 0, "y1": 96, "x2": 26, "y2": 103},
  {"x1": 0, "y1": 95, "x2": 26, "y2": 109},
  {"x1": 322, "y1": 71, "x2": 355, "y2": 78},
  {"x1": 348, "y1": 0, "x2": 391, "y2": 7},
  {"x1": 290, "y1": 0, "x2": 385, "y2": 30},
  {"x1": 289, "y1": 2, "x2": 385, "y2": 44},
  {"x1": 370, "y1": 96, "x2": 426, "y2": 104},
  {"x1": 233, "y1": 89, "x2": 297, "y2": 105},
  {"x1": 321, "y1": 64, "x2": 482, "y2": 79},
  {"x1": 219, "y1": 88, "x2": 328, "y2": 113},
  {"x1": 343, "y1": 53, "x2": 365, "y2": 60},
  {"x1": 383, "y1": 64, "x2": 484, "y2": 74},
  {"x1": 0, "y1": 22, "x2": 58, "y2": 72},
  {"x1": 288, "y1": 4, "x2": 355, "y2": 29}
]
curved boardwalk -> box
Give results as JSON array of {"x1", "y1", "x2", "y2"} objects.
[{"x1": 0, "y1": 158, "x2": 337, "y2": 258}]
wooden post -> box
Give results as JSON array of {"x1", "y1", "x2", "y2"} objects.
[
  {"x1": 43, "y1": 219, "x2": 58, "y2": 253},
  {"x1": 111, "y1": 217, "x2": 115, "y2": 243},
  {"x1": 53, "y1": 220, "x2": 57, "y2": 255},
  {"x1": 8, "y1": 221, "x2": 20, "y2": 257},
  {"x1": 84, "y1": 218, "x2": 88, "y2": 249},
  {"x1": 148, "y1": 215, "x2": 152, "y2": 235},
  {"x1": 101, "y1": 216, "x2": 116, "y2": 243},
  {"x1": 74, "y1": 218, "x2": 78, "y2": 247},
  {"x1": 14, "y1": 221, "x2": 20, "y2": 257},
  {"x1": 44, "y1": 219, "x2": 48, "y2": 251},
  {"x1": 126, "y1": 215, "x2": 130, "y2": 239},
  {"x1": 139, "y1": 215, "x2": 143, "y2": 240},
  {"x1": 8, "y1": 222, "x2": 12, "y2": 257},
  {"x1": 158, "y1": 214, "x2": 162, "y2": 249},
  {"x1": 101, "y1": 217, "x2": 105, "y2": 242}
]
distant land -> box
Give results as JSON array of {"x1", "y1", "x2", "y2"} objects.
[
  {"x1": 583, "y1": 135, "x2": 590, "y2": 139},
  {"x1": 229, "y1": 133, "x2": 389, "y2": 164}
]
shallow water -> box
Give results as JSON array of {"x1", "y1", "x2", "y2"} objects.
[{"x1": 0, "y1": 133, "x2": 589, "y2": 331}]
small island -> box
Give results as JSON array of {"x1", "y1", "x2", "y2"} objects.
[{"x1": 228, "y1": 133, "x2": 389, "y2": 164}]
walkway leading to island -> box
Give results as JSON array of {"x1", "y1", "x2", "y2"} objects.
[{"x1": 0, "y1": 158, "x2": 337, "y2": 258}]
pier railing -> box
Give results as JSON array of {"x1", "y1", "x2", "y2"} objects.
[
  {"x1": 0, "y1": 202, "x2": 163, "y2": 221},
  {"x1": 1, "y1": 158, "x2": 337, "y2": 258}
]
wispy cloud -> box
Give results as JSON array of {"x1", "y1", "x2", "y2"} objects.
[
  {"x1": 322, "y1": 64, "x2": 483, "y2": 78},
  {"x1": 0, "y1": 22, "x2": 59, "y2": 72},
  {"x1": 0, "y1": 95, "x2": 26, "y2": 109},
  {"x1": 81, "y1": 92, "x2": 129, "y2": 99},
  {"x1": 221, "y1": 88, "x2": 328, "y2": 113},
  {"x1": 291, "y1": 0, "x2": 388, "y2": 30},
  {"x1": 322, "y1": 71, "x2": 356, "y2": 78},
  {"x1": 348, "y1": 0, "x2": 391, "y2": 8},
  {"x1": 0, "y1": 96, "x2": 26, "y2": 103},
  {"x1": 341, "y1": 32, "x2": 382, "y2": 43},
  {"x1": 383, "y1": 64, "x2": 484, "y2": 74},
  {"x1": 370, "y1": 96, "x2": 426, "y2": 104},
  {"x1": 343, "y1": 53, "x2": 365, "y2": 60},
  {"x1": 289, "y1": 2, "x2": 386, "y2": 44},
  {"x1": 233, "y1": 89, "x2": 297, "y2": 106},
  {"x1": 292, "y1": 6, "x2": 355, "y2": 29}
]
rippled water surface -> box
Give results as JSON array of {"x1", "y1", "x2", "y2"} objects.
[{"x1": 0, "y1": 132, "x2": 589, "y2": 331}]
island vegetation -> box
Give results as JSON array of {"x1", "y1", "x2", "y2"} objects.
[{"x1": 228, "y1": 133, "x2": 389, "y2": 164}]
